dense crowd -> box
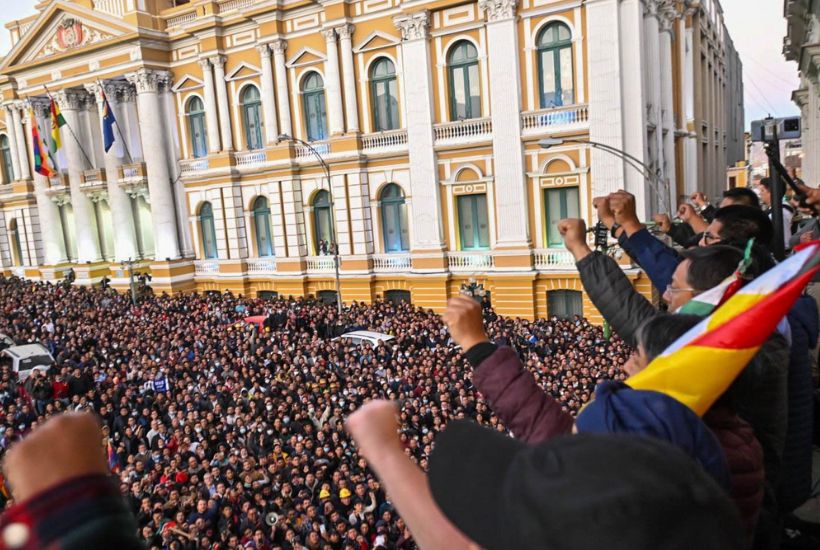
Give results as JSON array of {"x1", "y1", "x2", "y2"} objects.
[{"x1": 0, "y1": 279, "x2": 629, "y2": 550}]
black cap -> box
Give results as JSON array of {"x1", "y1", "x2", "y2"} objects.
[{"x1": 428, "y1": 420, "x2": 744, "y2": 550}]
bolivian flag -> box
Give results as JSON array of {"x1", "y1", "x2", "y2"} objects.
[
  {"x1": 30, "y1": 109, "x2": 54, "y2": 177},
  {"x1": 628, "y1": 242, "x2": 820, "y2": 417},
  {"x1": 50, "y1": 99, "x2": 66, "y2": 155}
]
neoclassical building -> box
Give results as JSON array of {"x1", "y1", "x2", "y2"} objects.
[{"x1": 0, "y1": 0, "x2": 742, "y2": 321}]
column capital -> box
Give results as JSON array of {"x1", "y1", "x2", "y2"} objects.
[
  {"x1": 115, "y1": 83, "x2": 137, "y2": 104},
  {"x1": 198, "y1": 57, "x2": 212, "y2": 71},
  {"x1": 54, "y1": 89, "x2": 87, "y2": 111},
  {"x1": 271, "y1": 39, "x2": 288, "y2": 55},
  {"x1": 126, "y1": 69, "x2": 172, "y2": 94},
  {"x1": 641, "y1": 0, "x2": 660, "y2": 18},
  {"x1": 394, "y1": 11, "x2": 430, "y2": 41},
  {"x1": 255, "y1": 42, "x2": 271, "y2": 55},
  {"x1": 321, "y1": 28, "x2": 337, "y2": 42},
  {"x1": 336, "y1": 24, "x2": 355, "y2": 40},
  {"x1": 478, "y1": 0, "x2": 517, "y2": 22},
  {"x1": 210, "y1": 55, "x2": 226, "y2": 69},
  {"x1": 658, "y1": 0, "x2": 680, "y2": 32},
  {"x1": 83, "y1": 82, "x2": 104, "y2": 104}
]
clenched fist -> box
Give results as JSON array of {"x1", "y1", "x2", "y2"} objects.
[
  {"x1": 592, "y1": 196, "x2": 616, "y2": 229},
  {"x1": 442, "y1": 296, "x2": 489, "y2": 351},
  {"x1": 608, "y1": 190, "x2": 642, "y2": 234},
  {"x1": 652, "y1": 213, "x2": 672, "y2": 233},
  {"x1": 558, "y1": 218, "x2": 592, "y2": 261},
  {"x1": 690, "y1": 192, "x2": 708, "y2": 207}
]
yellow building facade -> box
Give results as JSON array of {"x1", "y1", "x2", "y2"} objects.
[{"x1": 0, "y1": 0, "x2": 740, "y2": 321}]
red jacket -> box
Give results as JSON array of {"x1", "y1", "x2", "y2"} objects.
[{"x1": 472, "y1": 346, "x2": 763, "y2": 542}]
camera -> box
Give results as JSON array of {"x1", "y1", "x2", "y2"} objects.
[{"x1": 750, "y1": 116, "x2": 801, "y2": 142}]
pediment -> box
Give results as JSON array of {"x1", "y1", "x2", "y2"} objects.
[
  {"x1": 286, "y1": 47, "x2": 326, "y2": 68},
  {"x1": 225, "y1": 62, "x2": 261, "y2": 81},
  {"x1": 171, "y1": 74, "x2": 204, "y2": 93},
  {"x1": 1, "y1": 1, "x2": 137, "y2": 70},
  {"x1": 353, "y1": 31, "x2": 400, "y2": 53}
]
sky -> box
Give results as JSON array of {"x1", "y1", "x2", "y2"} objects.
[{"x1": 0, "y1": 0, "x2": 802, "y2": 129}]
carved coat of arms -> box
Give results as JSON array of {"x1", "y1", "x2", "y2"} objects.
[{"x1": 56, "y1": 18, "x2": 83, "y2": 50}]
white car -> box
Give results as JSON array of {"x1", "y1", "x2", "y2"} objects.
[
  {"x1": 334, "y1": 331, "x2": 395, "y2": 347},
  {"x1": 2, "y1": 344, "x2": 55, "y2": 382},
  {"x1": 0, "y1": 333, "x2": 14, "y2": 351}
]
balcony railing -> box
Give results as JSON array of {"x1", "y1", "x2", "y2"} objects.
[
  {"x1": 306, "y1": 256, "x2": 336, "y2": 273},
  {"x1": 166, "y1": 10, "x2": 198, "y2": 27},
  {"x1": 448, "y1": 251, "x2": 494, "y2": 271},
  {"x1": 81, "y1": 169, "x2": 106, "y2": 188},
  {"x1": 362, "y1": 130, "x2": 408, "y2": 152},
  {"x1": 218, "y1": 0, "x2": 257, "y2": 13},
  {"x1": 533, "y1": 248, "x2": 575, "y2": 270},
  {"x1": 49, "y1": 172, "x2": 69, "y2": 188},
  {"x1": 434, "y1": 118, "x2": 492, "y2": 145},
  {"x1": 194, "y1": 260, "x2": 220, "y2": 275},
  {"x1": 179, "y1": 158, "x2": 210, "y2": 176},
  {"x1": 520, "y1": 104, "x2": 589, "y2": 134},
  {"x1": 372, "y1": 253, "x2": 412, "y2": 272},
  {"x1": 119, "y1": 162, "x2": 146, "y2": 180},
  {"x1": 93, "y1": 0, "x2": 126, "y2": 17},
  {"x1": 246, "y1": 257, "x2": 277, "y2": 274},
  {"x1": 236, "y1": 150, "x2": 267, "y2": 167},
  {"x1": 295, "y1": 142, "x2": 330, "y2": 160}
]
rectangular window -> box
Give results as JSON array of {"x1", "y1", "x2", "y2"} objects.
[
  {"x1": 457, "y1": 194, "x2": 490, "y2": 250},
  {"x1": 545, "y1": 187, "x2": 580, "y2": 247},
  {"x1": 547, "y1": 290, "x2": 583, "y2": 319}
]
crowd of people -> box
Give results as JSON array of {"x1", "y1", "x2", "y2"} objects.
[{"x1": 0, "y1": 277, "x2": 629, "y2": 549}]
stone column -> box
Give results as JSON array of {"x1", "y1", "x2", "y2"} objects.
[
  {"x1": 682, "y1": 10, "x2": 698, "y2": 197},
  {"x1": 322, "y1": 28, "x2": 345, "y2": 136},
  {"x1": 256, "y1": 43, "x2": 279, "y2": 144},
  {"x1": 643, "y1": 0, "x2": 664, "y2": 212},
  {"x1": 29, "y1": 104, "x2": 67, "y2": 265},
  {"x1": 394, "y1": 11, "x2": 444, "y2": 251},
  {"x1": 126, "y1": 69, "x2": 181, "y2": 260},
  {"x1": 87, "y1": 82, "x2": 139, "y2": 261},
  {"x1": 198, "y1": 58, "x2": 222, "y2": 153},
  {"x1": 3, "y1": 105, "x2": 21, "y2": 181},
  {"x1": 272, "y1": 40, "x2": 292, "y2": 137},
  {"x1": 659, "y1": 2, "x2": 677, "y2": 211},
  {"x1": 10, "y1": 103, "x2": 31, "y2": 180},
  {"x1": 211, "y1": 56, "x2": 233, "y2": 151},
  {"x1": 337, "y1": 24, "x2": 360, "y2": 133},
  {"x1": 480, "y1": 0, "x2": 530, "y2": 247},
  {"x1": 55, "y1": 90, "x2": 102, "y2": 262},
  {"x1": 281, "y1": 179, "x2": 308, "y2": 256}
]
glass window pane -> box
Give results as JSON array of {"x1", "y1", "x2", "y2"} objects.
[
  {"x1": 190, "y1": 114, "x2": 207, "y2": 158},
  {"x1": 546, "y1": 189, "x2": 563, "y2": 247},
  {"x1": 540, "y1": 51, "x2": 557, "y2": 107},
  {"x1": 255, "y1": 211, "x2": 272, "y2": 256},
  {"x1": 559, "y1": 47, "x2": 575, "y2": 105},
  {"x1": 467, "y1": 64, "x2": 481, "y2": 119},
  {"x1": 452, "y1": 68, "x2": 467, "y2": 119},
  {"x1": 388, "y1": 79, "x2": 399, "y2": 130},
  {"x1": 475, "y1": 194, "x2": 490, "y2": 248},
  {"x1": 383, "y1": 204, "x2": 401, "y2": 252},
  {"x1": 457, "y1": 196, "x2": 475, "y2": 250},
  {"x1": 565, "y1": 187, "x2": 580, "y2": 219}
]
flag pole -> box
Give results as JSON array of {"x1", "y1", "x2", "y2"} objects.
[
  {"x1": 42, "y1": 84, "x2": 96, "y2": 171},
  {"x1": 97, "y1": 80, "x2": 134, "y2": 166}
]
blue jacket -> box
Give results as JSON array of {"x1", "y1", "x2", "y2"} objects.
[{"x1": 618, "y1": 227, "x2": 680, "y2": 292}]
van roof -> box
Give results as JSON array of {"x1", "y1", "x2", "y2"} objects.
[
  {"x1": 339, "y1": 331, "x2": 395, "y2": 342},
  {"x1": 2, "y1": 343, "x2": 52, "y2": 360}
]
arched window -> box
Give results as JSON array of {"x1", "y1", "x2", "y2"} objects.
[
  {"x1": 312, "y1": 190, "x2": 333, "y2": 253},
  {"x1": 0, "y1": 135, "x2": 14, "y2": 184},
  {"x1": 380, "y1": 184, "x2": 409, "y2": 253},
  {"x1": 447, "y1": 41, "x2": 480, "y2": 121},
  {"x1": 370, "y1": 58, "x2": 399, "y2": 132},
  {"x1": 253, "y1": 196, "x2": 274, "y2": 257},
  {"x1": 537, "y1": 22, "x2": 574, "y2": 108},
  {"x1": 241, "y1": 86, "x2": 263, "y2": 150},
  {"x1": 302, "y1": 73, "x2": 327, "y2": 142},
  {"x1": 9, "y1": 219, "x2": 22, "y2": 266},
  {"x1": 457, "y1": 194, "x2": 490, "y2": 250},
  {"x1": 199, "y1": 202, "x2": 218, "y2": 259},
  {"x1": 186, "y1": 97, "x2": 208, "y2": 158}
]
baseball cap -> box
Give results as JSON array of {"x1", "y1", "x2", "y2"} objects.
[{"x1": 428, "y1": 420, "x2": 744, "y2": 550}]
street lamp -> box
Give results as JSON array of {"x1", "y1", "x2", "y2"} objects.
[
  {"x1": 279, "y1": 133, "x2": 343, "y2": 315},
  {"x1": 538, "y1": 137, "x2": 669, "y2": 214}
]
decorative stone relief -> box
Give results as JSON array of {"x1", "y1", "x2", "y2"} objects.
[
  {"x1": 394, "y1": 11, "x2": 430, "y2": 41},
  {"x1": 40, "y1": 18, "x2": 115, "y2": 58},
  {"x1": 478, "y1": 0, "x2": 517, "y2": 22}
]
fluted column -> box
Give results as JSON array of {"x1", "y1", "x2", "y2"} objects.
[
  {"x1": 211, "y1": 56, "x2": 233, "y2": 151},
  {"x1": 126, "y1": 69, "x2": 181, "y2": 260},
  {"x1": 322, "y1": 28, "x2": 345, "y2": 136},
  {"x1": 198, "y1": 58, "x2": 222, "y2": 153},
  {"x1": 3, "y1": 105, "x2": 21, "y2": 182},
  {"x1": 659, "y1": 1, "x2": 678, "y2": 210},
  {"x1": 10, "y1": 103, "x2": 30, "y2": 180},
  {"x1": 271, "y1": 40, "x2": 292, "y2": 137},
  {"x1": 394, "y1": 11, "x2": 444, "y2": 251},
  {"x1": 337, "y1": 25, "x2": 359, "y2": 133},
  {"x1": 257, "y1": 43, "x2": 279, "y2": 144},
  {"x1": 87, "y1": 82, "x2": 139, "y2": 261},
  {"x1": 55, "y1": 90, "x2": 102, "y2": 262}
]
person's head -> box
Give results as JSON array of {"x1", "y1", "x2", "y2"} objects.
[
  {"x1": 624, "y1": 314, "x2": 702, "y2": 376},
  {"x1": 663, "y1": 246, "x2": 744, "y2": 311},
  {"x1": 700, "y1": 205, "x2": 773, "y2": 250},
  {"x1": 719, "y1": 187, "x2": 760, "y2": 209},
  {"x1": 756, "y1": 177, "x2": 780, "y2": 206}
]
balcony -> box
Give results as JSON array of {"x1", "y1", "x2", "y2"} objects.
[
  {"x1": 246, "y1": 257, "x2": 277, "y2": 274},
  {"x1": 194, "y1": 260, "x2": 220, "y2": 276},
  {"x1": 119, "y1": 162, "x2": 146, "y2": 181},
  {"x1": 362, "y1": 130, "x2": 408, "y2": 153},
  {"x1": 295, "y1": 142, "x2": 330, "y2": 160},
  {"x1": 179, "y1": 158, "x2": 210, "y2": 177},
  {"x1": 217, "y1": 0, "x2": 258, "y2": 13},
  {"x1": 533, "y1": 248, "x2": 575, "y2": 270},
  {"x1": 165, "y1": 9, "x2": 198, "y2": 28},
  {"x1": 448, "y1": 251, "x2": 494, "y2": 272},
  {"x1": 306, "y1": 256, "x2": 336, "y2": 273},
  {"x1": 235, "y1": 150, "x2": 267, "y2": 168},
  {"x1": 434, "y1": 118, "x2": 492, "y2": 146},
  {"x1": 372, "y1": 253, "x2": 412, "y2": 272},
  {"x1": 81, "y1": 168, "x2": 106, "y2": 192},
  {"x1": 521, "y1": 104, "x2": 589, "y2": 135},
  {"x1": 93, "y1": 0, "x2": 127, "y2": 17}
]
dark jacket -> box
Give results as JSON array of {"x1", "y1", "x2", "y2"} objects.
[
  {"x1": 617, "y1": 227, "x2": 680, "y2": 293},
  {"x1": 777, "y1": 295, "x2": 819, "y2": 512},
  {"x1": 471, "y1": 345, "x2": 763, "y2": 541},
  {"x1": 577, "y1": 251, "x2": 788, "y2": 486}
]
